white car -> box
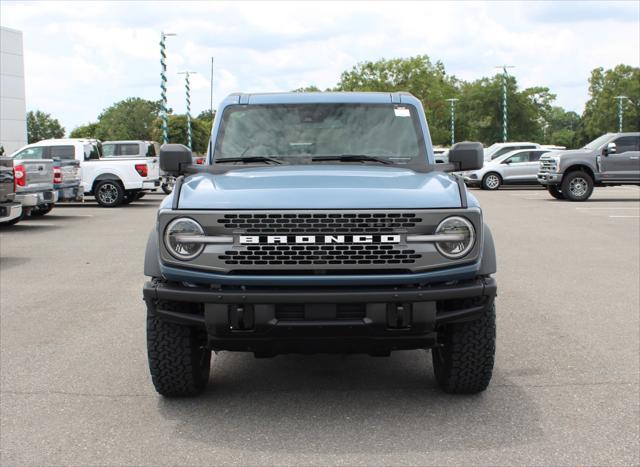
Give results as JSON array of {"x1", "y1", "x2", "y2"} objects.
[
  {"x1": 433, "y1": 146, "x2": 449, "y2": 164},
  {"x1": 483, "y1": 142, "x2": 541, "y2": 162},
  {"x1": 463, "y1": 148, "x2": 558, "y2": 190},
  {"x1": 17, "y1": 139, "x2": 160, "y2": 207}
]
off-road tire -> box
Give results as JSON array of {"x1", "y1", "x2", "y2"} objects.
[
  {"x1": 147, "y1": 304, "x2": 211, "y2": 397},
  {"x1": 29, "y1": 203, "x2": 55, "y2": 216},
  {"x1": 561, "y1": 171, "x2": 594, "y2": 202},
  {"x1": 481, "y1": 173, "x2": 502, "y2": 190},
  {"x1": 94, "y1": 180, "x2": 125, "y2": 207},
  {"x1": 432, "y1": 303, "x2": 496, "y2": 394},
  {"x1": 547, "y1": 185, "x2": 565, "y2": 200}
]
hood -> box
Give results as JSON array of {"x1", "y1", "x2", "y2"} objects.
[
  {"x1": 176, "y1": 165, "x2": 464, "y2": 209},
  {"x1": 546, "y1": 148, "x2": 591, "y2": 158}
]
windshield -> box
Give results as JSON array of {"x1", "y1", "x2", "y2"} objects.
[
  {"x1": 484, "y1": 143, "x2": 501, "y2": 156},
  {"x1": 213, "y1": 103, "x2": 426, "y2": 166},
  {"x1": 583, "y1": 134, "x2": 612, "y2": 150}
]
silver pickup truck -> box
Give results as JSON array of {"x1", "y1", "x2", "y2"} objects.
[
  {"x1": 0, "y1": 158, "x2": 23, "y2": 225},
  {"x1": 6, "y1": 146, "x2": 58, "y2": 217},
  {"x1": 538, "y1": 132, "x2": 640, "y2": 201}
]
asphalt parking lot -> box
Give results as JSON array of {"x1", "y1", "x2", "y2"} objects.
[{"x1": 1, "y1": 186, "x2": 639, "y2": 466}]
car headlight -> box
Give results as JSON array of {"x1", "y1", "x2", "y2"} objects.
[
  {"x1": 435, "y1": 216, "x2": 476, "y2": 259},
  {"x1": 164, "y1": 217, "x2": 205, "y2": 260}
]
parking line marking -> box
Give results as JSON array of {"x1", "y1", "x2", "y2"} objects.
[
  {"x1": 609, "y1": 215, "x2": 640, "y2": 218},
  {"x1": 577, "y1": 207, "x2": 640, "y2": 210}
]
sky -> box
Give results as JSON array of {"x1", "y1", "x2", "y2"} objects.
[{"x1": 1, "y1": 0, "x2": 639, "y2": 133}]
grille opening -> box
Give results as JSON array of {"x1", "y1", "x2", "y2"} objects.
[{"x1": 276, "y1": 303, "x2": 366, "y2": 321}]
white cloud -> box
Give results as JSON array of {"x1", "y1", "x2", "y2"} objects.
[{"x1": 0, "y1": 0, "x2": 638, "y2": 133}]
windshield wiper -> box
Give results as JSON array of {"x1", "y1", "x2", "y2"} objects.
[
  {"x1": 215, "y1": 156, "x2": 282, "y2": 165},
  {"x1": 311, "y1": 154, "x2": 391, "y2": 165}
]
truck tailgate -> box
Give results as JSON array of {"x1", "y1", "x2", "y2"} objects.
[
  {"x1": 15, "y1": 159, "x2": 54, "y2": 193},
  {"x1": 55, "y1": 159, "x2": 81, "y2": 188}
]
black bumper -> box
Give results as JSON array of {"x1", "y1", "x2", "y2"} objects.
[{"x1": 143, "y1": 277, "x2": 496, "y2": 355}]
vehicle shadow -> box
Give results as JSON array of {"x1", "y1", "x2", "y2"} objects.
[
  {"x1": 0, "y1": 223, "x2": 60, "y2": 232},
  {"x1": 157, "y1": 351, "x2": 543, "y2": 455},
  {"x1": 0, "y1": 256, "x2": 30, "y2": 270}
]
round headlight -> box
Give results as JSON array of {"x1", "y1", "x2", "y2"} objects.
[
  {"x1": 435, "y1": 216, "x2": 475, "y2": 259},
  {"x1": 164, "y1": 218, "x2": 205, "y2": 260}
]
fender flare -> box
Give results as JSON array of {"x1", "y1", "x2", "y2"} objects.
[
  {"x1": 478, "y1": 223, "x2": 497, "y2": 275},
  {"x1": 92, "y1": 173, "x2": 125, "y2": 192},
  {"x1": 144, "y1": 228, "x2": 162, "y2": 278}
]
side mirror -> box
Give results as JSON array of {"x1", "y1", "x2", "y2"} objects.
[
  {"x1": 447, "y1": 141, "x2": 484, "y2": 171},
  {"x1": 503, "y1": 160, "x2": 511, "y2": 165},
  {"x1": 160, "y1": 144, "x2": 192, "y2": 174},
  {"x1": 605, "y1": 142, "x2": 617, "y2": 155}
]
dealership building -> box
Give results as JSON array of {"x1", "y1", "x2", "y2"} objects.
[{"x1": 1, "y1": 26, "x2": 27, "y2": 155}]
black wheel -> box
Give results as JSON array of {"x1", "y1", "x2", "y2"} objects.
[
  {"x1": 547, "y1": 185, "x2": 565, "y2": 200},
  {"x1": 162, "y1": 178, "x2": 175, "y2": 194},
  {"x1": 561, "y1": 171, "x2": 594, "y2": 201},
  {"x1": 94, "y1": 180, "x2": 124, "y2": 207},
  {"x1": 481, "y1": 173, "x2": 502, "y2": 190},
  {"x1": 432, "y1": 303, "x2": 496, "y2": 394},
  {"x1": 146, "y1": 303, "x2": 211, "y2": 397},
  {"x1": 29, "y1": 203, "x2": 55, "y2": 217}
]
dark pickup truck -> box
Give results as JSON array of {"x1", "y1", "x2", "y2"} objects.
[{"x1": 0, "y1": 158, "x2": 23, "y2": 225}]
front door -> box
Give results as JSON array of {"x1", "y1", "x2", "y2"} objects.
[
  {"x1": 600, "y1": 135, "x2": 640, "y2": 182},
  {"x1": 501, "y1": 151, "x2": 531, "y2": 183}
]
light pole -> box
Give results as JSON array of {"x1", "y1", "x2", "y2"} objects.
[
  {"x1": 446, "y1": 98, "x2": 459, "y2": 146},
  {"x1": 495, "y1": 65, "x2": 515, "y2": 142},
  {"x1": 160, "y1": 32, "x2": 176, "y2": 145},
  {"x1": 178, "y1": 71, "x2": 197, "y2": 149},
  {"x1": 614, "y1": 96, "x2": 630, "y2": 132}
]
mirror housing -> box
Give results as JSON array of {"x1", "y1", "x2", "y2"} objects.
[
  {"x1": 447, "y1": 142, "x2": 484, "y2": 171},
  {"x1": 160, "y1": 144, "x2": 193, "y2": 175},
  {"x1": 604, "y1": 142, "x2": 617, "y2": 156}
]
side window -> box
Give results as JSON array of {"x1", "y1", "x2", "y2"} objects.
[
  {"x1": 529, "y1": 151, "x2": 547, "y2": 162},
  {"x1": 102, "y1": 144, "x2": 116, "y2": 157},
  {"x1": 119, "y1": 144, "x2": 140, "y2": 156},
  {"x1": 506, "y1": 152, "x2": 530, "y2": 164},
  {"x1": 13, "y1": 147, "x2": 44, "y2": 160},
  {"x1": 613, "y1": 136, "x2": 640, "y2": 154},
  {"x1": 84, "y1": 144, "x2": 101, "y2": 160},
  {"x1": 145, "y1": 143, "x2": 156, "y2": 157},
  {"x1": 49, "y1": 145, "x2": 75, "y2": 160},
  {"x1": 495, "y1": 147, "x2": 514, "y2": 157}
]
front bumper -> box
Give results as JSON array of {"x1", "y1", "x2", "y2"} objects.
[
  {"x1": 143, "y1": 276, "x2": 497, "y2": 355},
  {"x1": 537, "y1": 172, "x2": 562, "y2": 185},
  {"x1": 0, "y1": 202, "x2": 22, "y2": 223}
]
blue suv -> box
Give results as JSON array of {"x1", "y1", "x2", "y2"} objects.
[{"x1": 143, "y1": 92, "x2": 497, "y2": 396}]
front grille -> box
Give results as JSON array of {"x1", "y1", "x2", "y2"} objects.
[
  {"x1": 217, "y1": 212, "x2": 423, "y2": 234},
  {"x1": 219, "y1": 243, "x2": 421, "y2": 266},
  {"x1": 539, "y1": 159, "x2": 556, "y2": 172}
]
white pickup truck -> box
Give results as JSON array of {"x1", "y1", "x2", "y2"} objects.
[{"x1": 17, "y1": 139, "x2": 160, "y2": 207}]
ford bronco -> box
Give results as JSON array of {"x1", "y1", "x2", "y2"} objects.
[{"x1": 143, "y1": 92, "x2": 497, "y2": 397}]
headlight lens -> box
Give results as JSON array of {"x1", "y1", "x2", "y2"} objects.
[
  {"x1": 164, "y1": 217, "x2": 205, "y2": 260},
  {"x1": 435, "y1": 216, "x2": 475, "y2": 259}
]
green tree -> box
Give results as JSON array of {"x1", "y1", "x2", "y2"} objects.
[
  {"x1": 292, "y1": 85, "x2": 322, "y2": 92},
  {"x1": 26, "y1": 110, "x2": 65, "y2": 143},
  {"x1": 95, "y1": 97, "x2": 162, "y2": 141},
  {"x1": 541, "y1": 106, "x2": 581, "y2": 147},
  {"x1": 580, "y1": 64, "x2": 640, "y2": 143},
  {"x1": 335, "y1": 55, "x2": 459, "y2": 145},
  {"x1": 69, "y1": 122, "x2": 99, "y2": 138},
  {"x1": 152, "y1": 114, "x2": 210, "y2": 154},
  {"x1": 196, "y1": 109, "x2": 216, "y2": 133}
]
